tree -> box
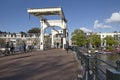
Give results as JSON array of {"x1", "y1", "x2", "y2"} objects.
[
  {"x1": 0, "y1": 38, "x2": 5, "y2": 47},
  {"x1": 86, "y1": 32, "x2": 94, "y2": 49},
  {"x1": 27, "y1": 27, "x2": 40, "y2": 33},
  {"x1": 105, "y1": 36, "x2": 118, "y2": 46},
  {"x1": 91, "y1": 34, "x2": 101, "y2": 49},
  {"x1": 104, "y1": 36, "x2": 118, "y2": 50},
  {"x1": 71, "y1": 29, "x2": 86, "y2": 46}
]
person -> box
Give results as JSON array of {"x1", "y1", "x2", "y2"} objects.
[
  {"x1": 10, "y1": 41, "x2": 14, "y2": 54},
  {"x1": 66, "y1": 42, "x2": 69, "y2": 53},
  {"x1": 23, "y1": 41, "x2": 26, "y2": 53},
  {"x1": 57, "y1": 43, "x2": 59, "y2": 48}
]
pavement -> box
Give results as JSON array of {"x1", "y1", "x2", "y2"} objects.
[{"x1": 0, "y1": 49, "x2": 82, "y2": 80}]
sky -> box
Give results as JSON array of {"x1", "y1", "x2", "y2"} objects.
[{"x1": 0, "y1": 0, "x2": 120, "y2": 35}]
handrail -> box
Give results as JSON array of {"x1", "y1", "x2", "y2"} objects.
[
  {"x1": 72, "y1": 46, "x2": 120, "y2": 80},
  {"x1": 94, "y1": 57, "x2": 116, "y2": 69},
  {"x1": 87, "y1": 56, "x2": 116, "y2": 70}
]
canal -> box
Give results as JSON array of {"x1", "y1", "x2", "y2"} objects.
[{"x1": 98, "y1": 53, "x2": 120, "y2": 66}]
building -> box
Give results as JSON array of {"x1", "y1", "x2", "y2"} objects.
[
  {"x1": 0, "y1": 32, "x2": 40, "y2": 47},
  {"x1": 0, "y1": 29, "x2": 69, "y2": 49},
  {"x1": 70, "y1": 32, "x2": 120, "y2": 48},
  {"x1": 97, "y1": 32, "x2": 120, "y2": 47}
]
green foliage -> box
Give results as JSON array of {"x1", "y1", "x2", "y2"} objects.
[
  {"x1": 0, "y1": 38, "x2": 5, "y2": 44},
  {"x1": 71, "y1": 29, "x2": 86, "y2": 46},
  {"x1": 32, "y1": 38, "x2": 39, "y2": 46},
  {"x1": 113, "y1": 40, "x2": 118, "y2": 45},
  {"x1": 28, "y1": 27, "x2": 40, "y2": 33},
  {"x1": 91, "y1": 34, "x2": 101, "y2": 48},
  {"x1": 106, "y1": 46, "x2": 114, "y2": 50},
  {"x1": 105, "y1": 36, "x2": 118, "y2": 46},
  {"x1": 104, "y1": 36, "x2": 119, "y2": 50},
  {"x1": 0, "y1": 38, "x2": 5, "y2": 47}
]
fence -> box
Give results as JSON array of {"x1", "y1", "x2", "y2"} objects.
[{"x1": 72, "y1": 46, "x2": 120, "y2": 80}]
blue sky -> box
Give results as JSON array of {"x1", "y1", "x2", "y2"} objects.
[{"x1": 0, "y1": 0, "x2": 120, "y2": 35}]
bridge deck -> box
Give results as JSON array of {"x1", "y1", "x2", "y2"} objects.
[{"x1": 0, "y1": 49, "x2": 82, "y2": 80}]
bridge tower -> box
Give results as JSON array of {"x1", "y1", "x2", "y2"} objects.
[{"x1": 27, "y1": 7, "x2": 68, "y2": 50}]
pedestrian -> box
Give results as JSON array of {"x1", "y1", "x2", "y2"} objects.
[
  {"x1": 10, "y1": 41, "x2": 14, "y2": 54},
  {"x1": 57, "y1": 43, "x2": 59, "y2": 48},
  {"x1": 23, "y1": 41, "x2": 26, "y2": 53},
  {"x1": 66, "y1": 42, "x2": 69, "y2": 53}
]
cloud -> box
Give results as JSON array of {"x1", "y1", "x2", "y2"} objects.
[
  {"x1": 94, "y1": 20, "x2": 112, "y2": 29},
  {"x1": 80, "y1": 27, "x2": 92, "y2": 32},
  {"x1": 105, "y1": 11, "x2": 120, "y2": 23}
]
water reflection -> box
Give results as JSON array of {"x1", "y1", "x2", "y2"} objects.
[{"x1": 98, "y1": 53, "x2": 120, "y2": 65}]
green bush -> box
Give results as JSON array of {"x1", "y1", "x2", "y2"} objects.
[{"x1": 106, "y1": 46, "x2": 114, "y2": 50}]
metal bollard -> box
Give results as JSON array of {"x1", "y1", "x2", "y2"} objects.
[{"x1": 116, "y1": 60, "x2": 120, "y2": 71}]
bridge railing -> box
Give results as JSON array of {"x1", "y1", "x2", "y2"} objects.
[{"x1": 72, "y1": 46, "x2": 120, "y2": 80}]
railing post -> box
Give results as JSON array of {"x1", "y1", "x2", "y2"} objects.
[
  {"x1": 94, "y1": 54, "x2": 98, "y2": 80},
  {"x1": 83, "y1": 55, "x2": 90, "y2": 80},
  {"x1": 116, "y1": 60, "x2": 120, "y2": 71},
  {"x1": 106, "y1": 60, "x2": 120, "y2": 80},
  {"x1": 75, "y1": 46, "x2": 78, "y2": 53},
  {"x1": 87, "y1": 56, "x2": 91, "y2": 80}
]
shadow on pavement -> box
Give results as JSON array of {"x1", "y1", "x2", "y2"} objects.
[{"x1": 0, "y1": 49, "x2": 82, "y2": 80}]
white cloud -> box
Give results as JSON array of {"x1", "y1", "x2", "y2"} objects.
[
  {"x1": 80, "y1": 27, "x2": 92, "y2": 32},
  {"x1": 94, "y1": 20, "x2": 112, "y2": 29},
  {"x1": 105, "y1": 11, "x2": 120, "y2": 23}
]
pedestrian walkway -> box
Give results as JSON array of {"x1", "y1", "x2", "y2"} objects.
[{"x1": 0, "y1": 49, "x2": 82, "y2": 80}]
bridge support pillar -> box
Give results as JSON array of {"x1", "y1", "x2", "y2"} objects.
[
  {"x1": 51, "y1": 31, "x2": 55, "y2": 48},
  {"x1": 40, "y1": 21, "x2": 47, "y2": 50}
]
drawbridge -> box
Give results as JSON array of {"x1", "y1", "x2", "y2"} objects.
[{"x1": 27, "y1": 7, "x2": 68, "y2": 50}]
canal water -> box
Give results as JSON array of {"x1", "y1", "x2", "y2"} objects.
[{"x1": 98, "y1": 53, "x2": 120, "y2": 66}]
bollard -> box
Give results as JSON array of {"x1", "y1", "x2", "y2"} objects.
[{"x1": 116, "y1": 60, "x2": 120, "y2": 71}]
